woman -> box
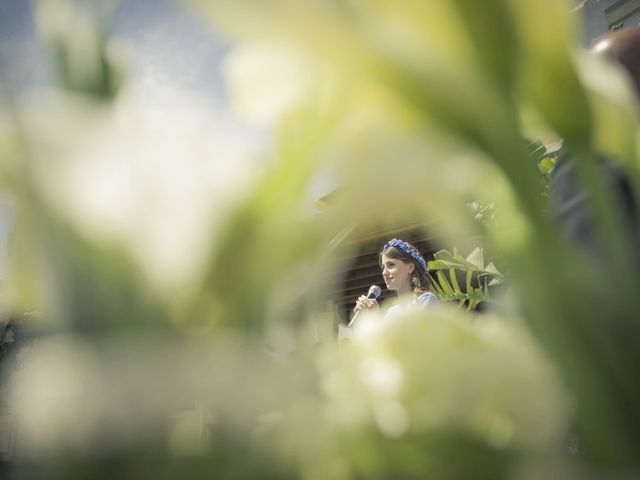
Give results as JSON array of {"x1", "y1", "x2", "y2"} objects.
[{"x1": 354, "y1": 238, "x2": 439, "y2": 322}]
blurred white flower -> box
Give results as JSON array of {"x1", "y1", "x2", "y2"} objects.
[
  {"x1": 325, "y1": 307, "x2": 570, "y2": 451},
  {"x1": 7, "y1": 333, "x2": 302, "y2": 458},
  {"x1": 223, "y1": 42, "x2": 326, "y2": 124},
  {"x1": 358, "y1": 357, "x2": 404, "y2": 398},
  {"x1": 17, "y1": 88, "x2": 258, "y2": 293},
  {"x1": 8, "y1": 336, "x2": 109, "y2": 456},
  {"x1": 374, "y1": 400, "x2": 410, "y2": 438}
]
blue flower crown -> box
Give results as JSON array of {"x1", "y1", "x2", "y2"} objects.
[{"x1": 382, "y1": 238, "x2": 428, "y2": 272}]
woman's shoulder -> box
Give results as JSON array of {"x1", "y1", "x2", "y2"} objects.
[{"x1": 416, "y1": 291, "x2": 439, "y2": 307}]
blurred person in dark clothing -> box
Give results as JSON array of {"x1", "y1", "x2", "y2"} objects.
[
  {"x1": 547, "y1": 27, "x2": 640, "y2": 463},
  {"x1": 549, "y1": 27, "x2": 640, "y2": 254}
]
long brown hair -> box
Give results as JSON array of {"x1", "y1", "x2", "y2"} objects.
[{"x1": 379, "y1": 242, "x2": 433, "y2": 297}]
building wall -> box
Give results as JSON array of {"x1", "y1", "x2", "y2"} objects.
[{"x1": 581, "y1": 0, "x2": 640, "y2": 44}]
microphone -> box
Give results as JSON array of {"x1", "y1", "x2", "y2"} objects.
[{"x1": 348, "y1": 285, "x2": 382, "y2": 327}]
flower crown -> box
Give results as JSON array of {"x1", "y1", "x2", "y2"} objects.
[{"x1": 382, "y1": 238, "x2": 428, "y2": 272}]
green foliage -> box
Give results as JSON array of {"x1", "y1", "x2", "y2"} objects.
[
  {"x1": 36, "y1": 0, "x2": 123, "y2": 99},
  {"x1": 537, "y1": 153, "x2": 558, "y2": 179},
  {"x1": 428, "y1": 248, "x2": 503, "y2": 310}
]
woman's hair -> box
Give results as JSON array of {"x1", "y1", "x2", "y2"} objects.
[{"x1": 380, "y1": 239, "x2": 433, "y2": 296}]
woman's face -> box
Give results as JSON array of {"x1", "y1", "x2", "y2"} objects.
[{"x1": 380, "y1": 252, "x2": 415, "y2": 294}]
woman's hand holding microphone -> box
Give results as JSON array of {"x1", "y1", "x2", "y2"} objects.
[
  {"x1": 353, "y1": 295, "x2": 379, "y2": 314},
  {"x1": 349, "y1": 285, "x2": 382, "y2": 327}
]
